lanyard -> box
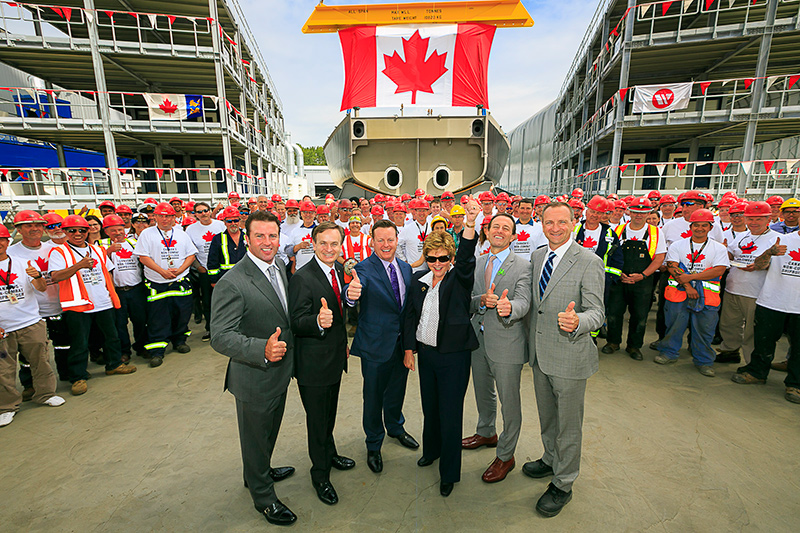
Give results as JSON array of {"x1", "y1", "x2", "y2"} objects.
[
  {"x1": 416, "y1": 222, "x2": 427, "y2": 240},
  {"x1": 0, "y1": 257, "x2": 11, "y2": 287},
  {"x1": 67, "y1": 242, "x2": 93, "y2": 262},
  {"x1": 739, "y1": 230, "x2": 768, "y2": 252},
  {"x1": 157, "y1": 228, "x2": 174, "y2": 254},
  {"x1": 688, "y1": 239, "x2": 708, "y2": 269}
]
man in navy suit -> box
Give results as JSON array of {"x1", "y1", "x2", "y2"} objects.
[{"x1": 346, "y1": 219, "x2": 419, "y2": 473}]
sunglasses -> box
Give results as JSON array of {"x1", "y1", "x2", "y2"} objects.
[
  {"x1": 66, "y1": 228, "x2": 88, "y2": 234},
  {"x1": 45, "y1": 223, "x2": 61, "y2": 230},
  {"x1": 425, "y1": 255, "x2": 451, "y2": 263},
  {"x1": 224, "y1": 219, "x2": 240, "y2": 223},
  {"x1": 195, "y1": 209, "x2": 210, "y2": 214},
  {"x1": 681, "y1": 201, "x2": 703, "y2": 206}
]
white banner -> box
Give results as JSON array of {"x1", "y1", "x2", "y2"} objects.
[{"x1": 632, "y1": 82, "x2": 692, "y2": 113}]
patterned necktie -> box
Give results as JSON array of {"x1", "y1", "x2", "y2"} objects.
[
  {"x1": 484, "y1": 255, "x2": 496, "y2": 291},
  {"x1": 388, "y1": 263, "x2": 402, "y2": 309},
  {"x1": 269, "y1": 264, "x2": 288, "y2": 314},
  {"x1": 539, "y1": 251, "x2": 557, "y2": 299},
  {"x1": 330, "y1": 268, "x2": 342, "y2": 313}
]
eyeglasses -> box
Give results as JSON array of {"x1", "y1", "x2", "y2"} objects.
[
  {"x1": 195, "y1": 209, "x2": 210, "y2": 214},
  {"x1": 425, "y1": 255, "x2": 451, "y2": 263},
  {"x1": 783, "y1": 209, "x2": 799, "y2": 215},
  {"x1": 45, "y1": 223, "x2": 61, "y2": 229},
  {"x1": 730, "y1": 213, "x2": 744, "y2": 217},
  {"x1": 66, "y1": 228, "x2": 88, "y2": 234},
  {"x1": 224, "y1": 219, "x2": 240, "y2": 223}
]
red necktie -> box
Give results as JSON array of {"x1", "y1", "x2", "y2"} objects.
[{"x1": 330, "y1": 268, "x2": 342, "y2": 314}]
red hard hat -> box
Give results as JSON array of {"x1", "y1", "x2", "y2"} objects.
[
  {"x1": 271, "y1": 194, "x2": 283, "y2": 202},
  {"x1": 460, "y1": 195, "x2": 469, "y2": 204},
  {"x1": 13, "y1": 210, "x2": 45, "y2": 225},
  {"x1": 102, "y1": 214, "x2": 125, "y2": 228},
  {"x1": 628, "y1": 197, "x2": 653, "y2": 212},
  {"x1": 744, "y1": 201, "x2": 771, "y2": 217},
  {"x1": 392, "y1": 203, "x2": 406, "y2": 213},
  {"x1": 689, "y1": 208, "x2": 715, "y2": 223},
  {"x1": 62, "y1": 214, "x2": 90, "y2": 229},
  {"x1": 248, "y1": 197, "x2": 257, "y2": 204},
  {"x1": 422, "y1": 194, "x2": 431, "y2": 202},
  {"x1": 228, "y1": 191, "x2": 240, "y2": 199},
  {"x1": 614, "y1": 200, "x2": 627, "y2": 210},
  {"x1": 316, "y1": 204, "x2": 330, "y2": 215},
  {"x1": 441, "y1": 191, "x2": 454, "y2": 200},
  {"x1": 144, "y1": 197, "x2": 158, "y2": 205},
  {"x1": 401, "y1": 193, "x2": 412, "y2": 202},
  {"x1": 682, "y1": 190, "x2": 708, "y2": 203},
  {"x1": 722, "y1": 191, "x2": 738, "y2": 199},
  {"x1": 371, "y1": 206, "x2": 385, "y2": 216},
  {"x1": 43, "y1": 213, "x2": 63, "y2": 226},
  {"x1": 728, "y1": 201, "x2": 747, "y2": 215},
  {"x1": 586, "y1": 195, "x2": 607, "y2": 212},
  {"x1": 184, "y1": 201, "x2": 195, "y2": 212},
  {"x1": 495, "y1": 192, "x2": 511, "y2": 202},
  {"x1": 659, "y1": 194, "x2": 677, "y2": 205},
  {"x1": 571, "y1": 188, "x2": 584, "y2": 199},
  {"x1": 535, "y1": 195, "x2": 551, "y2": 206},
  {"x1": 607, "y1": 193, "x2": 619, "y2": 200},
  {"x1": 766, "y1": 195, "x2": 785, "y2": 206},
  {"x1": 221, "y1": 206, "x2": 241, "y2": 219},
  {"x1": 705, "y1": 192, "x2": 715, "y2": 204},
  {"x1": 154, "y1": 202, "x2": 176, "y2": 216},
  {"x1": 375, "y1": 194, "x2": 386, "y2": 202},
  {"x1": 623, "y1": 195, "x2": 635, "y2": 205},
  {"x1": 98, "y1": 200, "x2": 116, "y2": 210},
  {"x1": 646, "y1": 190, "x2": 661, "y2": 200},
  {"x1": 339, "y1": 199, "x2": 353, "y2": 208},
  {"x1": 300, "y1": 201, "x2": 317, "y2": 212},
  {"x1": 717, "y1": 197, "x2": 737, "y2": 208},
  {"x1": 478, "y1": 191, "x2": 495, "y2": 202},
  {"x1": 115, "y1": 204, "x2": 133, "y2": 215},
  {"x1": 568, "y1": 198, "x2": 584, "y2": 209},
  {"x1": 325, "y1": 193, "x2": 335, "y2": 200},
  {"x1": 414, "y1": 188, "x2": 425, "y2": 197},
  {"x1": 266, "y1": 201, "x2": 275, "y2": 209},
  {"x1": 169, "y1": 196, "x2": 183, "y2": 205},
  {"x1": 181, "y1": 215, "x2": 197, "y2": 226},
  {"x1": 0, "y1": 225, "x2": 10, "y2": 238},
  {"x1": 369, "y1": 199, "x2": 376, "y2": 205},
  {"x1": 286, "y1": 199, "x2": 300, "y2": 208}
]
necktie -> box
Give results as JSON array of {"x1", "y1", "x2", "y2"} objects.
[
  {"x1": 484, "y1": 255, "x2": 496, "y2": 291},
  {"x1": 539, "y1": 251, "x2": 556, "y2": 299},
  {"x1": 268, "y1": 264, "x2": 288, "y2": 314},
  {"x1": 388, "y1": 263, "x2": 402, "y2": 309},
  {"x1": 330, "y1": 268, "x2": 342, "y2": 313}
]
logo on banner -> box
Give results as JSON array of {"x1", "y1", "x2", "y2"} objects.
[{"x1": 652, "y1": 89, "x2": 675, "y2": 109}]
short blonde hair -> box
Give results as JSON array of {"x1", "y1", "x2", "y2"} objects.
[{"x1": 422, "y1": 231, "x2": 456, "y2": 258}]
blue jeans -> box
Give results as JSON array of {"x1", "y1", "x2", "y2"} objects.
[{"x1": 661, "y1": 300, "x2": 719, "y2": 366}]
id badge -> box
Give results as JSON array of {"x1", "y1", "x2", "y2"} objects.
[
  {"x1": 91, "y1": 272, "x2": 102, "y2": 285},
  {"x1": 8, "y1": 293, "x2": 19, "y2": 304},
  {"x1": 167, "y1": 258, "x2": 175, "y2": 268}
]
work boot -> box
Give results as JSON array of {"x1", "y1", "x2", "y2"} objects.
[
  {"x1": 70, "y1": 380, "x2": 88, "y2": 396},
  {"x1": 626, "y1": 347, "x2": 643, "y2": 361},
  {"x1": 601, "y1": 343, "x2": 619, "y2": 354},
  {"x1": 785, "y1": 387, "x2": 800, "y2": 404},
  {"x1": 731, "y1": 372, "x2": 766, "y2": 385},
  {"x1": 654, "y1": 354, "x2": 676, "y2": 365}
]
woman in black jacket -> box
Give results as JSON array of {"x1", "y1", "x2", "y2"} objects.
[{"x1": 403, "y1": 199, "x2": 480, "y2": 497}]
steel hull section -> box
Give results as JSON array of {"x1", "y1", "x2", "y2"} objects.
[{"x1": 323, "y1": 114, "x2": 509, "y2": 195}]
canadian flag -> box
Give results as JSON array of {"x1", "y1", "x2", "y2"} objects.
[{"x1": 339, "y1": 24, "x2": 496, "y2": 111}]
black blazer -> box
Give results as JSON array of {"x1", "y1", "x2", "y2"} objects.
[
  {"x1": 403, "y1": 234, "x2": 479, "y2": 354},
  {"x1": 288, "y1": 258, "x2": 348, "y2": 387}
]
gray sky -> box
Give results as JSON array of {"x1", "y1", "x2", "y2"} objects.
[{"x1": 239, "y1": 0, "x2": 600, "y2": 146}]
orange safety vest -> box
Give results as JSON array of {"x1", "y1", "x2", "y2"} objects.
[
  {"x1": 665, "y1": 269, "x2": 721, "y2": 307},
  {"x1": 49, "y1": 243, "x2": 121, "y2": 312},
  {"x1": 615, "y1": 222, "x2": 659, "y2": 258},
  {"x1": 343, "y1": 234, "x2": 372, "y2": 262}
]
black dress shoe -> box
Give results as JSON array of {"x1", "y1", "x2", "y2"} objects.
[
  {"x1": 626, "y1": 347, "x2": 643, "y2": 361},
  {"x1": 367, "y1": 450, "x2": 383, "y2": 473},
  {"x1": 262, "y1": 500, "x2": 297, "y2": 526},
  {"x1": 331, "y1": 455, "x2": 356, "y2": 470},
  {"x1": 391, "y1": 432, "x2": 420, "y2": 449},
  {"x1": 270, "y1": 466, "x2": 296, "y2": 482},
  {"x1": 314, "y1": 481, "x2": 339, "y2": 505},
  {"x1": 417, "y1": 456, "x2": 435, "y2": 467},
  {"x1": 522, "y1": 459, "x2": 554, "y2": 479},
  {"x1": 439, "y1": 481, "x2": 454, "y2": 497},
  {"x1": 536, "y1": 483, "x2": 572, "y2": 517}
]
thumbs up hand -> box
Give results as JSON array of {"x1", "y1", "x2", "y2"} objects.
[
  {"x1": 318, "y1": 297, "x2": 333, "y2": 329},
  {"x1": 496, "y1": 289, "x2": 512, "y2": 317},
  {"x1": 771, "y1": 237, "x2": 787, "y2": 257},
  {"x1": 557, "y1": 301, "x2": 579, "y2": 333},
  {"x1": 347, "y1": 269, "x2": 362, "y2": 301},
  {"x1": 265, "y1": 327, "x2": 287, "y2": 362},
  {"x1": 484, "y1": 283, "x2": 499, "y2": 308},
  {"x1": 25, "y1": 260, "x2": 41, "y2": 279}
]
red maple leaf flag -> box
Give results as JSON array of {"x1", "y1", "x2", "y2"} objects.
[
  {"x1": 582, "y1": 236, "x2": 598, "y2": 249},
  {"x1": 339, "y1": 24, "x2": 496, "y2": 110},
  {"x1": 116, "y1": 248, "x2": 134, "y2": 259},
  {"x1": 144, "y1": 93, "x2": 189, "y2": 120},
  {"x1": 159, "y1": 98, "x2": 178, "y2": 115},
  {"x1": 202, "y1": 231, "x2": 215, "y2": 242},
  {"x1": 517, "y1": 230, "x2": 530, "y2": 242},
  {"x1": 35, "y1": 256, "x2": 48, "y2": 272},
  {"x1": 789, "y1": 249, "x2": 800, "y2": 262}
]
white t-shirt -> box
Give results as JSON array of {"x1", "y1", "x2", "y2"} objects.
[
  {"x1": 48, "y1": 244, "x2": 115, "y2": 313},
  {"x1": 475, "y1": 209, "x2": 498, "y2": 229},
  {"x1": 475, "y1": 239, "x2": 491, "y2": 258},
  {"x1": 663, "y1": 217, "x2": 724, "y2": 249},
  {"x1": 511, "y1": 222, "x2": 547, "y2": 262},
  {"x1": 617, "y1": 224, "x2": 667, "y2": 255},
  {"x1": 133, "y1": 226, "x2": 198, "y2": 283},
  {"x1": 756, "y1": 231, "x2": 800, "y2": 314},
  {"x1": 108, "y1": 238, "x2": 143, "y2": 288},
  {"x1": 722, "y1": 227, "x2": 747, "y2": 247},
  {"x1": 398, "y1": 221, "x2": 429, "y2": 272},
  {"x1": 0, "y1": 256, "x2": 42, "y2": 333},
  {"x1": 726, "y1": 229, "x2": 781, "y2": 299},
  {"x1": 666, "y1": 237, "x2": 730, "y2": 274},
  {"x1": 8, "y1": 241, "x2": 61, "y2": 317},
  {"x1": 280, "y1": 219, "x2": 301, "y2": 237},
  {"x1": 334, "y1": 219, "x2": 349, "y2": 229},
  {"x1": 578, "y1": 225, "x2": 602, "y2": 253},
  {"x1": 185, "y1": 219, "x2": 225, "y2": 268},
  {"x1": 290, "y1": 224, "x2": 317, "y2": 271}
]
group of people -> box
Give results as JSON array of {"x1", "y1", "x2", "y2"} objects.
[{"x1": 1, "y1": 185, "x2": 797, "y2": 524}]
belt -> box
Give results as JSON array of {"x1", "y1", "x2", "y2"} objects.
[{"x1": 116, "y1": 283, "x2": 143, "y2": 292}]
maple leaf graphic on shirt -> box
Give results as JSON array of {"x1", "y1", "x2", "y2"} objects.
[
  {"x1": 517, "y1": 230, "x2": 530, "y2": 242},
  {"x1": 35, "y1": 256, "x2": 48, "y2": 272},
  {"x1": 382, "y1": 31, "x2": 448, "y2": 105},
  {"x1": 582, "y1": 236, "x2": 598, "y2": 248},
  {"x1": 740, "y1": 242, "x2": 758, "y2": 254},
  {"x1": 789, "y1": 249, "x2": 800, "y2": 262},
  {"x1": 680, "y1": 229, "x2": 692, "y2": 239},
  {"x1": 417, "y1": 234, "x2": 425, "y2": 242},
  {"x1": 0, "y1": 269, "x2": 18, "y2": 284},
  {"x1": 159, "y1": 98, "x2": 178, "y2": 115},
  {"x1": 301, "y1": 233, "x2": 313, "y2": 243},
  {"x1": 116, "y1": 249, "x2": 133, "y2": 259},
  {"x1": 687, "y1": 252, "x2": 706, "y2": 263},
  {"x1": 202, "y1": 231, "x2": 215, "y2": 242},
  {"x1": 163, "y1": 239, "x2": 178, "y2": 248}
]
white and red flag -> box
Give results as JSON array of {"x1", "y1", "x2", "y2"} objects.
[
  {"x1": 338, "y1": 23, "x2": 496, "y2": 111},
  {"x1": 632, "y1": 82, "x2": 693, "y2": 113}
]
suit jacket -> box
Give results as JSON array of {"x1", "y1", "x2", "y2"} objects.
[
  {"x1": 288, "y1": 258, "x2": 348, "y2": 387},
  {"x1": 349, "y1": 252, "x2": 413, "y2": 363},
  {"x1": 210, "y1": 255, "x2": 294, "y2": 403},
  {"x1": 403, "y1": 234, "x2": 480, "y2": 355},
  {"x1": 470, "y1": 249, "x2": 532, "y2": 365},
  {"x1": 528, "y1": 240, "x2": 605, "y2": 380}
]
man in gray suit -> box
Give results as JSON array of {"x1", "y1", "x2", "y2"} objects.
[
  {"x1": 210, "y1": 211, "x2": 298, "y2": 526},
  {"x1": 464, "y1": 213, "x2": 532, "y2": 484},
  {"x1": 522, "y1": 202, "x2": 605, "y2": 517}
]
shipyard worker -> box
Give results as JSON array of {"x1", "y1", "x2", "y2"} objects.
[
  {"x1": 345, "y1": 218, "x2": 419, "y2": 475},
  {"x1": 281, "y1": 199, "x2": 301, "y2": 236},
  {"x1": 98, "y1": 200, "x2": 116, "y2": 217},
  {"x1": 658, "y1": 195, "x2": 677, "y2": 227},
  {"x1": 115, "y1": 204, "x2": 134, "y2": 235},
  {"x1": 446, "y1": 205, "x2": 466, "y2": 251},
  {"x1": 604, "y1": 198, "x2": 666, "y2": 361},
  {"x1": 402, "y1": 201, "x2": 480, "y2": 497},
  {"x1": 770, "y1": 198, "x2": 799, "y2": 234},
  {"x1": 766, "y1": 196, "x2": 784, "y2": 224},
  {"x1": 286, "y1": 200, "x2": 318, "y2": 274},
  {"x1": 169, "y1": 197, "x2": 186, "y2": 225},
  {"x1": 510, "y1": 198, "x2": 546, "y2": 262},
  {"x1": 335, "y1": 199, "x2": 353, "y2": 229},
  {"x1": 0, "y1": 223, "x2": 65, "y2": 428},
  {"x1": 207, "y1": 206, "x2": 247, "y2": 289},
  {"x1": 210, "y1": 210, "x2": 298, "y2": 526},
  {"x1": 133, "y1": 202, "x2": 197, "y2": 368},
  {"x1": 656, "y1": 209, "x2": 729, "y2": 377},
  {"x1": 440, "y1": 191, "x2": 456, "y2": 220},
  {"x1": 227, "y1": 191, "x2": 241, "y2": 206},
  {"x1": 316, "y1": 204, "x2": 331, "y2": 224},
  {"x1": 101, "y1": 215, "x2": 148, "y2": 363},
  {"x1": 476, "y1": 191, "x2": 496, "y2": 228},
  {"x1": 185, "y1": 202, "x2": 225, "y2": 342},
  {"x1": 131, "y1": 212, "x2": 150, "y2": 237},
  {"x1": 397, "y1": 199, "x2": 430, "y2": 272},
  {"x1": 463, "y1": 211, "x2": 531, "y2": 485},
  {"x1": 522, "y1": 201, "x2": 605, "y2": 517},
  {"x1": 49, "y1": 215, "x2": 136, "y2": 396}
]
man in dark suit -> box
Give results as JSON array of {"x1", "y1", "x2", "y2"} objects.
[
  {"x1": 346, "y1": 219, "x2": 419, "y2": 473},
  {"x1": 288, "y1": 222, "x2": 356, "y2": 506},
  {"x1": 210, "y1": 211, "x2": 298, "y2": 526}
]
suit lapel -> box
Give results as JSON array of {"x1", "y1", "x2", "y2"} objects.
[
  {"x1": 243, "y1": 256, "x2": 287, "y2": 321},
  {"x1": 371, "y1": 254, "x2": 397, "y2": 302},
  {"x1": 310, "y1": 258, "x2": 343, "y2": 318},
  {"x1": 542, "y1": 241, "x2": 578, "y2": 303}
]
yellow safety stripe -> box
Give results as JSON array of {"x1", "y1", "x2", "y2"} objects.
[
  {"x1": 606, "y1": 266, "x2": 622, "y2": 276},
  {"x1": 145, "y1": 281, "x2": 192, "y2": 302},
  {"x1": 220, "y1": 233, "x2": 234, "y2": 270},
  {"x1": 144, "y1": 341, "x2": 169, "y2": 350}
]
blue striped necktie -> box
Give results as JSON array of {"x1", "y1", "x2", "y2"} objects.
[{"x1": 539, "y1": 251, "x2": 556, "y2": 299}]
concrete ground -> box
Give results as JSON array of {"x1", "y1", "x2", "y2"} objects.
[{"x1": 1, "y1": 313, "x2": 797, "y2": 533}]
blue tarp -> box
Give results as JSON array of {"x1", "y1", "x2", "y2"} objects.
[{"x1": 0, "y1": 139, "x2": 137, "y2": 168}]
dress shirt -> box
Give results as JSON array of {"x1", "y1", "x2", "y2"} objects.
[
  {"x1": 247, "y1": 250, "x2": 287, "y2": 302},
  {"x1": 484, "y1": 246, "x2": 511, "y2": 288},
  {"x1": 415, "y1": 268, "x2": 451, "y2": 347},
  {"x1": 538, "y1": 239, "x2": 571, "y2": 280},
  {"x1": 378, "y1": 256, "x2": 406, "y2": 307},
  {"x1": 314, "y1": 255, "x2": 337, "y2": 290}
]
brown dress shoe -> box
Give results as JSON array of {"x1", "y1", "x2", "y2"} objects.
[
  {"x1": 461, "y1": 433, "x2": 498, "y2": 450},
  {"x1": 771, "y1": 360, "x2": 788, "y2": 372},
  {"x1": 105, "y1": 364, "x2": 137, "y2": 375},
  {"x1": 482, "y1": 456, "x2": 515, "y2": 483}
]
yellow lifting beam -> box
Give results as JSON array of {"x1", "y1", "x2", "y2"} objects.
[{"x1": 302, "y1": 0, "x2": 534, "y2": 34}]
